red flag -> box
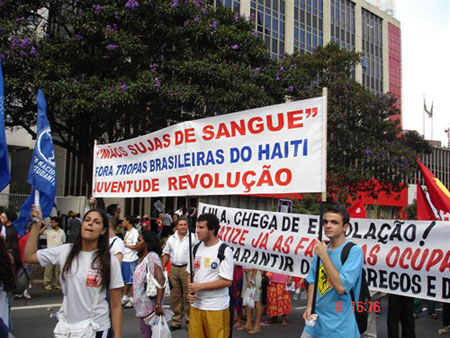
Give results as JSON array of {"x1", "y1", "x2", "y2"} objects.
[
  {"x1": 347, "y1": 200, "x2": 367, "y2": 218},
  {"x1": 416, "y1": 182, "x2": 438, "y2": 220},
  {"x1": 417, "y1": 159, "x2": 450, "y2": 221}
]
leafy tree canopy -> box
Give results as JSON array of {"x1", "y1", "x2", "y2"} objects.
[
  {"x1": 1, "y1": 0, "x2": 283, "y2": 182},
  {"x1": 279, "y1": 44, "x2": 431, "y2": 202},
  {"x1": 0, "y1": 1, "x2": 430, "y2": 200}
]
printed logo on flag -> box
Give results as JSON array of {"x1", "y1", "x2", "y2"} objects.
[{"x1": 36, "y1": 126, "x2": 55, "y2": 167}]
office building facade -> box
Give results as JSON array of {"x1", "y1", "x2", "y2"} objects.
[{"x1": 220, "y1": 0, "x2": 401, "y2": 118}]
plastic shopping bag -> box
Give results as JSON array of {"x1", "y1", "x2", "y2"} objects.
[
  {"x1": 242, "y1": 287, "x2": 256, "y2": 309},
  {"x1": 152, "y1": 315, "x2": 172, "y2": 338},
  {"x1": 163, "y1": 271, "x2": 170, "y2": 298}
]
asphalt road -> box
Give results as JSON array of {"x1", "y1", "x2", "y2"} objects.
[{"x1": 10, "y1": 286, "x2": 444, "y2": 338}]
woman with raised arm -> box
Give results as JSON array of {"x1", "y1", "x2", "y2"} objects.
[{"x1": 25, "y1": 206, "x2": 123, "y2": 338}]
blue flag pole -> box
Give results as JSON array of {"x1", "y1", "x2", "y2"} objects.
[
  {"x1": 0, "y1": 61, "x2": 11, "y2": 192},
  {"x1": 13, "y1": 90, "x2": 56, "y2": 237}
]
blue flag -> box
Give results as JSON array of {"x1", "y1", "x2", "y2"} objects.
[
  {"x1": 14, "y1": 90, "x2": 56, "y2": 237},
  {"x1": 0, "y1": 61, "x2": 11, "y2": 192}
]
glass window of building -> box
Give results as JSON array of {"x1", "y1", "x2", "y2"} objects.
[
  {"x1": 330, "y1": 0, "x2": 355, "y2": 51},
  {"x1": 362, "y1": 8, "x2": 383, "y2": 95},
  {"x1": 216, "y1": 0, "x2": 240, "y2": 12},
  {"x1": 251, "y1": 0, "x2": 286, "y2": 58},
  {"x1": 294, "y1": 0, "x2": 324, "y2": 54}
]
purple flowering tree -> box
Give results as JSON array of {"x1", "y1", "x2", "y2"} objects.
[{"x1": 0, "y1": 0, "x2": 283, "y2": 191}]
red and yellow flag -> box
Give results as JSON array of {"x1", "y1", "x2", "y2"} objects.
[
  {"x1": 416, "y1": 182, "x2": 438, "y2": 220},
  {"x1": 416, "y1": 159, "x2": 450, "y2": 221}
]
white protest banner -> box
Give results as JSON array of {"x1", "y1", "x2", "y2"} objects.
[
  {"x1": 198, "y1": 203, "x2": 450, "y2": 303},
  {"x1": 92, "y1": 97, "x2": 325, "y2": 197}
]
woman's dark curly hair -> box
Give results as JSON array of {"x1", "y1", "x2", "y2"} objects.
[
  {"x1": 62, "y1": 209, "x2": 111, "y2": 289},
  {"x1": 0, "y1": 236, "x2": 16, "y2": 292},
  {"x1": 142, "y1": 231, "x2": 161, "y2": 256}
]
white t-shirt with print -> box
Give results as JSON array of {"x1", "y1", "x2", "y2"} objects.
[
  {"x1": 187, "y1": 240, "x2": 233, "y2": 311},
  {"x1": 123, "y1": 228, "x2": 139, "y2": 262},
  {"x1": 37, "y1": 244, "x2": 124, "y2": 331},
  {"x1": 109, "y1": 236, "x2": 125, "y2": 257}
]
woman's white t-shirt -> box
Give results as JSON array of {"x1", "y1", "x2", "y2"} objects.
[
  {"x1": 109, "y1": 236, "x2": 125, "y2": 257},
  {"x1": 37, "y1": 243, "x2": 124, "y2": 331}
]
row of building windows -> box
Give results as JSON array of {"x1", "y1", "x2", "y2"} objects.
[
  {"x1": 293, "y1": 0, "x2": 324, "y2": 54},
  {"x1": 215, "y1": 0, "x2": 240, "y2": 12},
  {"x1": 330, "y1": 0, "x2": 356, "y2": 51},
  {"x1": 214, "y1": 0, "x2": 398, "y2": 99},
  {"x1": 362, "y1": 8, "x2": 383, "y2": 95},
  {"x1": 250, "y1": 0, "x2": 286, "y2": 58}
]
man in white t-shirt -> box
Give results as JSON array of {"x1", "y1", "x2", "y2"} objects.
[
  {"x1": 187, "y1": 213, "x2": 233, "y2": 338},
  {"x1": 108, "y1": 216, "x2": 124, "y2": 264},
  {"x1": 40, "y1": 217, "x2": 66, "y2": 291},
  {"x1": 162, "y1": 217, "x2": 198, "y2": 330},
  {"x1": 121, "y1": 215, "x2": 139, "y2": 308}
]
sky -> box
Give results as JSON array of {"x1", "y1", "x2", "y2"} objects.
[{"x1": 395, "y1": 0, "x2": 450, "y2": 146}]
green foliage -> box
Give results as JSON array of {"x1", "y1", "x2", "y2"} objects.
[
  {"x1": 1, "y1": 0, "x2": 282, "y2": 188},
  {"x1": 281, "y1": 44, "x2": 431, "y2": 202},
  {"x1": 291, "y1": 194, "x2": 321, "y2": 215},
  {"x1": 0, "y1": 3, "x2": 431, "y2": 199},
  {"x1": 405, "y1": 199, "x2": 417, "y2": 220}
]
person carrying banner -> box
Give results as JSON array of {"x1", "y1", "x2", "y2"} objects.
[
  {"x1": 238, "y1": 268, "x2": 263, "y2": 334},
  {"x1": 24, "y1": 206, "x2": 123, "y2": 338},
  {"x1": 161, "y1": 217, "x2": 198, "y2": 331},
  {"x1": 439, "y1": 303, "x2": 450, "y2": 334},
  {"x1": 266, "y1": 272, "x2": 292, "y2": 326},
  {"x1": 187, "y1": 213, "x2": 234, "y2": 338},
  {"x1": 301, "y1": 204, "x2": 363, "y2": 338},
  {"x1": 387, "y1": 294, "x2": 415, "y2": 338}
]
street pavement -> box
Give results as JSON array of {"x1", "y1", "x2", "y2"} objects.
[{"x1": 10, "y1": 285, "x2": 444, "y2": 338}]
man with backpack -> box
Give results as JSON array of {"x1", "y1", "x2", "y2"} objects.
[
  {"x1": 187, "y1": 213, "x2": 234, "y2": 338},
  {"x1": 301, "y1": 204, "x2": 365, "y2": 338}
]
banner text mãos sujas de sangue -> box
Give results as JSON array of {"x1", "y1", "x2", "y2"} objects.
[{"x1": 92, "y1": 97, "x2": 326, "y2": 197}]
